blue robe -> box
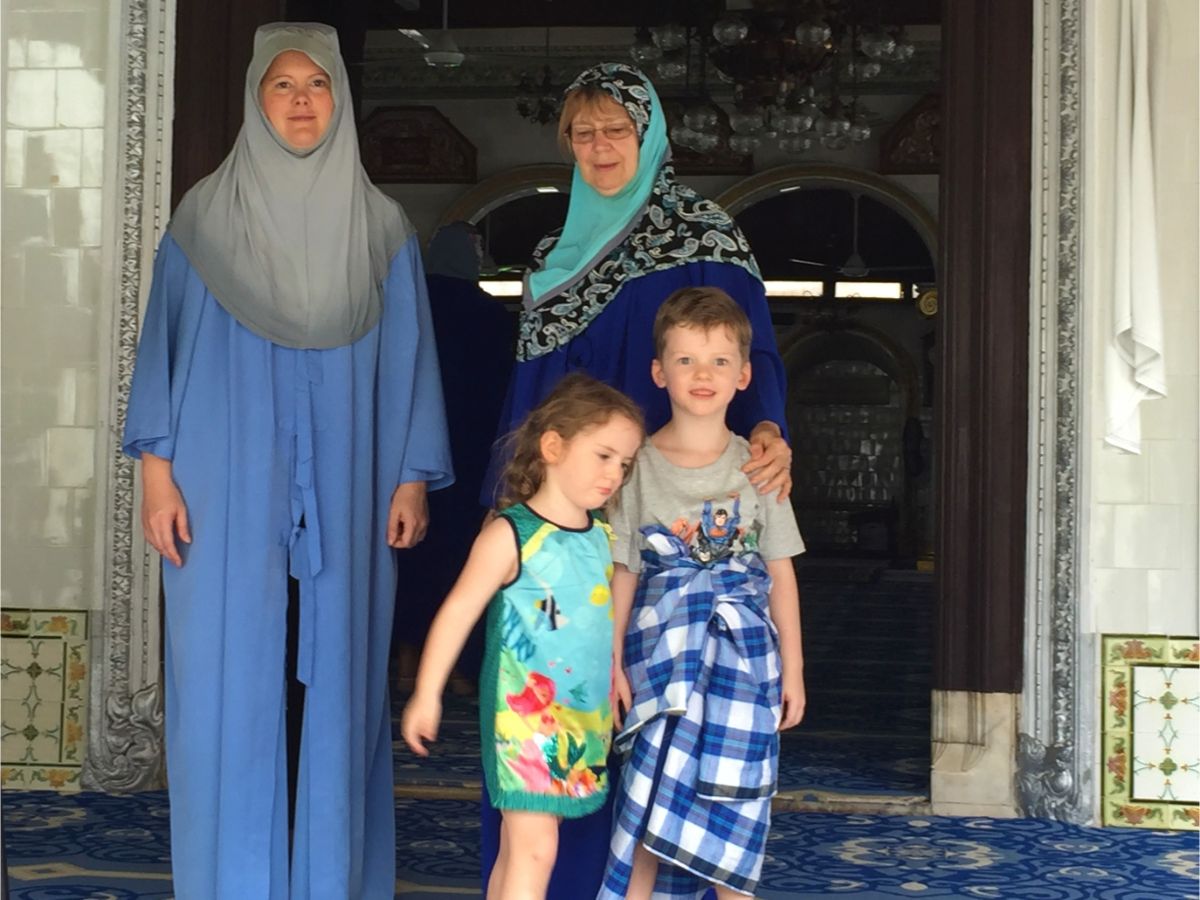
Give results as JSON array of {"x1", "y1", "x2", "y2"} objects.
[
  {"x1": 481, "y1": 260, "x2": 787, "y2": 899},
  {"x1": 124, "y1": 233, "x2": 452, "y2": 899}
]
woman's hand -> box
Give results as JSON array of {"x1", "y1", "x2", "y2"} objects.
[
  {"x1": 401, "y1": 691, "x2": 441, "y2": 757},
  {"x1": 388, "y1": 481, "x2": 428, "y2": 548},
  {"x1": 779, "y1": 670, "x2": 806, "y2": 731},
  {"x1": 611, "y1": 664, "x2": 633, "y2": 731},
  {"x1": 141, "y1": 454, "x2": 190, "y2": 567},
  {"x1": 742, "y1": 421, "x2": 793, "y2": 500}
]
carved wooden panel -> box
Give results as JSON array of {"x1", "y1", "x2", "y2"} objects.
[
  {"x1": 359, "y1": 106, "x2": 477, "y2": 183},
  {"x1": 880, "y1": 94, "x2": 942, "y2": 175}
]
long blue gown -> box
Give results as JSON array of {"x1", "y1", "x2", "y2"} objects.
[
  {"x1": 124, "y1": 233, "x2": 452, "y2": 899},
  {"x1": 481, "y1": 259, "x2": 787, "y2": 899}
]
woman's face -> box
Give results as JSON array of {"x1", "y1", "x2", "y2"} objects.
[
  {"x1": 259, "y1": 50, "x2": 334, "y2": 150},
  {"x1": 569, "y1": 99, "x2": 639, "y2": 196}
]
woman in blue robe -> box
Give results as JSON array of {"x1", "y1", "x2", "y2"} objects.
[
  {"x1": 123, "y1": 24, "x2": 451, "y2": 899},
  {"x1": 481, "y1": 63, "x2": 793, "y2": 899}
]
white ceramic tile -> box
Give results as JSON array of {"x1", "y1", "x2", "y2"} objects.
[
  {"x1": 2, "y1": 189, "x2": 52, "y2": 245},
  {"x1": 1146, "y1": 568, "x2": 1200, "y2": 635},
  {"x1": 70, "y1": 368, "x2": 97, "y2": 424},
  {"x1": 6, "y1": 70, "x2": 56, "y2": 128},
  {"x1": 45, "y1": 426, "x2": 93, "y2": 488},
  {"x1": 26, "y1": 130, "x2": 83, "y2": 188},
  {"x1": 1112, "y1": 504, "x2": 1181, "y2": 569},
  {"x1": 1094, "y1": 445, "x2": 1148, "y2": 503},
  {"x1": 54, "y1": 70, "x2": 104, "y2": 128},
  {"x1": 1, "y1": 435, "x2": 49, "y2": 487},
  {"x1": 79, "y1": 128, "x2": 103, "y2": 187},
  {"x1": 1148, "y1": 440, "x2": 1200, "y2": 506},
  {"x1": 1141, "y1": 374, "x2": 1199, "y2": 441},
  {"x1": 49, "y1": 188, "x2": 81, "y2": 247},
  {"x1": 1090, "y1": 568, "x2": 1150, "y2": 632},
  {"x1": 1089, "y1": 503, "x2": 1117, "y2": 567},
  {"x1": 78, "y1": 187, "x2": 101, "y2": 246},
  {"x1": 5, "y1": 130, "x2": 26, "y2": 187},
  {"x1": 9, "y1": 35, "x2": 29, "y2": 68},
  {"x1": 41, "y1": 488, "x2": 73, "y2": 546},
  {"x1": 24, "y1": 247, "x2": 79, "y2": 307}
]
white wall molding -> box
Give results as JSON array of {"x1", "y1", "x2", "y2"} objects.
[{"x1": 84, "y1": 0, "x2": 175, "y2": 792}]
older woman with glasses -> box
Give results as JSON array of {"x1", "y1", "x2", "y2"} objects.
[{"x1": 481, "y1": 62, "x2": 793, "y2": 900}]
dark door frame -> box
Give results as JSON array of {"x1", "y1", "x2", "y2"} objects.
[
  {"x1": 171, "y1": 0, "x2": 1035, "y2": 697},
  {"x1": 936, "y1": 0, "x2": 1032, "y2": 694}
]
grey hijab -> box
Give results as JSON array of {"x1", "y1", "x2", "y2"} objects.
[{"x1": 169, "y1": 22, "x2": 413, "y2": 349}]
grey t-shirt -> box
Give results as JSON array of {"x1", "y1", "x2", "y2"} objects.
[{"x1": 610, "y1": 435, "x2": 806, "y2": 574}]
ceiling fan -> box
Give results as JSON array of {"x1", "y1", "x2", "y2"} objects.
[
  {"x1": 398, "y1": 0, "x2": 465, "y2": 68},
  {"x1": 790, "y1": 192, "x2": 930, "y2": 279}
]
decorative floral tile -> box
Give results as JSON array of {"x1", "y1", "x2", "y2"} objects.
[
  {"x1": 1102, "y1": 633, "x2": 1199, "y2": 830},
  {"x1": 1, "y1": 608, "x2": 88, "y2": 792}
]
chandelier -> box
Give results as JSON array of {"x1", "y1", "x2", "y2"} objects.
[
  {"x1": 516, "y1": 65, "x2": 561, "y2": 125},
  {"x1": 515, "y1": 27, "x2": 563, "y2": 126},
  {"x1": 628, "y1": 1, "x2": 915, "y2": 155}
]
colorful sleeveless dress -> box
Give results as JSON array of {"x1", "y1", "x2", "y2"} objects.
[{"x1": 479, "y1": 503, "x2": 615, "y2": 817}]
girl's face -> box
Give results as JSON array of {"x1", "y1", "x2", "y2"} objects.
[
  {"x1": 259, "y1": 50, "x2": 334, "y2": 150},
  {"x1": 568, "y1": 99, "x2": 639, "y2": 197},
  {"x1": 542, "y1": 415, "x2": 642, "y2": 512}
]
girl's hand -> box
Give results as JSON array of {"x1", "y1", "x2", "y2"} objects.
[
  {"x1": 142, "y1": 457, "x2": 190, "y2": 567},
  {"x1": 611, "y1": 665, "x2": 633, "y2": 731},
  {"x1": 388, "y1": 481, "x2": 429, "y2": 548},
  {"x1": 779, "y1": 672, "x2": 806, "y2": 731},
  {"x1": 401, "y1": 693, "x2": 441, "y2": 756},
  {"x1": 743, "y1": 422, "x2": 793, "y2": 501}
]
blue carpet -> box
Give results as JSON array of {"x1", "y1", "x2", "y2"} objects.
[
  {"x1": 393, "y1": 573, "x2": 935, "y2": 800},
  {"x1": 5, "y1": 791, "x2": 1197, "y2": 898}
]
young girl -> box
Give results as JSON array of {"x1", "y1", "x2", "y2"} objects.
[{"x1": 402, "y1": 373, "x2": 644, "y2": 900}]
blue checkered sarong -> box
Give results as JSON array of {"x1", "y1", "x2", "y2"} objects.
[{"x1": 598, "y1": 527, "x2": 781, "y2": 899}]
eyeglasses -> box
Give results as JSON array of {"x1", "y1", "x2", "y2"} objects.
[{"x1": 568, "y1": 123, "x2": 636, "y2": 144}]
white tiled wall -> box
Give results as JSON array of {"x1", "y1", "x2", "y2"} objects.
[
  {"x1": 1085, "y1": 0, "x2": 1200, "y2": 637},
  {"x1": 2, "y1": 0, "x2": 115, "y2": 612}
]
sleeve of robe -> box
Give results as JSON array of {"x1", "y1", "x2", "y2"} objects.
[
  {"x1": 122, "y1": 234, "x2": 206, "y2": 461},
  {"x1": 482, "y1": 260, "x2": 789, "y2": 505},
  {"x1": 381, "y1": 236, "x2": 454, "y2": 491}
]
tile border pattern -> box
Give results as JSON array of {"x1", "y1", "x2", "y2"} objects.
[
  {"x1": 1, "y1": 609, "x2": 90, "y2": 791},
  {"x1": 1101, "y1": 634, "x2": 1200, "y2": 830}
]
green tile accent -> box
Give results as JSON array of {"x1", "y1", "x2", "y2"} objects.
[
  {"x1": 1, "y1": 609, "x2": 89, "y2": 792},
  {"x1": 1101, "y1": 633, "x2": 1199, "y2": 831}
]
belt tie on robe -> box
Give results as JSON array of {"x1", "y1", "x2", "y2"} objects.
[{"x1": 289, "y1": 351, "x2": 326, "y2": 684}]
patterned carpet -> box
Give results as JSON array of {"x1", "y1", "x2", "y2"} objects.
[
  {"x1": 394, "y1": 571, "x2": 934, "y2": 805},
  {"x1": 5, "y1": 790, "x2": 1197, "y2": 898}
]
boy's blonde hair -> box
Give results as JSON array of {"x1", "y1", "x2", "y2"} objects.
[
  {"x1": 652, "y1": 286, "x2": 753, "y2": 361},
  {"x1": 495, "y1": 372, "x2": 644, "y2": 510}
]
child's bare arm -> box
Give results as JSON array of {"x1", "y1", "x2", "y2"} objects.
[
  {"x1": 402, "y1": 517, "x2": 517, "y2": 755},
  {"x1": 610, "y1": 563, "x2": 639, "y2": 728},
  {"x1": 766, "y1": 557, "x2": 805, "y2": 730}
]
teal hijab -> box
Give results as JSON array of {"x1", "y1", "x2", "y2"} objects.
[
  {"x1": 519, "y1": 63, "x2": 759, "y2": 360},
  {"x1": 526, "y1": 64, "x2": 669, "y2": 305}
]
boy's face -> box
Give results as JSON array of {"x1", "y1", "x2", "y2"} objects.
[{"x1": 652, "y1": 324, "x2": 751, "y2": 420}]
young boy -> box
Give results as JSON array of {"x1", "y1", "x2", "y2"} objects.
[{"x1": 600, "y1": 286, "x2": 806, "y2": 900}]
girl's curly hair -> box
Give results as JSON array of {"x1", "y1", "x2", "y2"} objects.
[{"x1": 495, "y1": 372, "x2": 644, "y2": 510}]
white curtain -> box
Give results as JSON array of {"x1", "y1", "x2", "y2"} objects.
[{"x1": 1104, "y1": 0, "x2": 1167, "y2": 453}]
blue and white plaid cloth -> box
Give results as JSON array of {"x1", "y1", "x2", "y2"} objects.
[{"x1": 599, "y1": 527, "x2": 781, "y2": 899}]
